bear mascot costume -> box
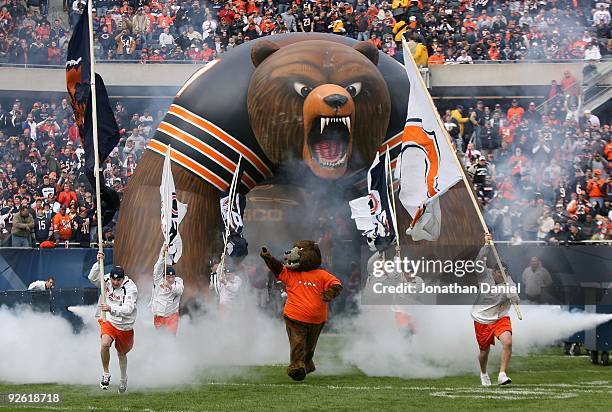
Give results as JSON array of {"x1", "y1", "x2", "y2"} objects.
[{"x1": 260, "y1": 241, "x2": 342, "y2": 381}]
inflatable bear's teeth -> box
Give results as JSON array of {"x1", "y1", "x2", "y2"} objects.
[{"x1": 320, "y1": 116, "x2": 351, "y2": 134}]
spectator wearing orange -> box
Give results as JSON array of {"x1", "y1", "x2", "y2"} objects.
[
  {"x1": 508, "y1": 147, "x2": 527, "y2": 177},
  {"x1": 506, "y1": 99, "x2": 525, "y2": 123},
  {"x1": 260, "y1": 18, "x2": 275, "y2": 34},
  {"x1": 58, "y1": 183, "x2": 77, "y2": 207},
  {"x1": 47, "y1": 40, "x2": 61, "y2": 64},
  {"x1": 200, "y1": 43, "x2": 215, "y2": 62},
  {"x1": 368, "y1": 33, "x2": 381, "y2": 49},
  {"x1": 156, "y1": 10, "x2": 174, "y2": 32},
  {"x1": 52, "y1": 204, "x2": 72, "y2": 241},
  {"x1": 560, "y1": 70, "x2": 579, "y2": 97},
  {"x1": 498, "y1": 118, "x2": 516, "y2": 145},
  {"x1": 488, "y1": 44, "x2": 500, "y2": 61},
  {"x1": 246, "y1": 0, "x2": 259, "y2": 15},
  {"x1": 119, "y1": 1, "x2": 131, "y2": 15},
  {"x1": 587, "y1": 169, "x2": 606, "y2": 207},
  {"x1": 428, "y1": 47, "x2": 445, "y2": 65}
]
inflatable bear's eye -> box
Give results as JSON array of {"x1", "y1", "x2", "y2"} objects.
[
  {"x1": 346, "y1": 82, "x2": 362, "y2": 98},
  {"x1": 293, "y1": 82, "x2": 312, "y2": 98}
]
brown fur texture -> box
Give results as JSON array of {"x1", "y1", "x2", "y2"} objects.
[
  {"x1": 289, "y1": 240, "x2": 322, "y2": 272},
  {"x1": 114, "y1": 153, "x2": 222, "y2": 298},
  {"x1": 284, "y1": 316, "x2": 325, "y2": 381},
  {"x1": 247, "y1": 40, "x2": 390, "y2": 174}
]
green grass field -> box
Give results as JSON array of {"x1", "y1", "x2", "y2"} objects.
[{"x1": 1, "y1": 336, "x2": 611, "y2": 412}]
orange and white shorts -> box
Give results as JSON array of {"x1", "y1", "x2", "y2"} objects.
[
  {"x1": 154, "y1": 312, "x2": 179, "y2": 335},
  {"x1": 474, "y1": 316, "x2": 512, "y2": 350},
  {"x1": 98, "y1": 319, "x2": 134, "y2": 354}
]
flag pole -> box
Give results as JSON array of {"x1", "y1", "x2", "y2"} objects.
[
  {"x1": 164, "y1": 145, "x2": 171, "y2": 280},
  {"x1": 217, "y1": 156, "x2": 242, "y2": 285},
  {"x1": 88, "y1": 0, "x2": 105, "y2": 321},
  {"x1": 401, "y1": 40, "x2": 522, "y2": 320},
  {"x1": 385, "y1": 146, "x2": 401, "y2": 260}
]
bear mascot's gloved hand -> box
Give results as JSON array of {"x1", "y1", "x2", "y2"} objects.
[
  {"x1": 320, "y1": 284, "x2": 343, "y2": 302},
  {"x1": 260, "y1": 246, "x2": 284, "y2": 277}
]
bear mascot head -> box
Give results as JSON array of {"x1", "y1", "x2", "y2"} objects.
[
  {"x1": 283, "y1": 240, "x2": 322, "y2": 271},
  {"x1": 247, "y1": 39, "x2": 391, "y2": 179}
]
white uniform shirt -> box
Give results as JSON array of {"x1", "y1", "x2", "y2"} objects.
[
  {"x1": 28, "y1": 280, "x2": 47, "y2": 291},
  {"x1": 151, "y1": 251, "x2": 184, "y2": 317},
  {"x1": 471, "y1": 245, "x2": 519, "y2": 324},
  {"x1": 219, "y1": 275, "x2": 242, "y2": 307},
  {"x1": 88, "y1": 262, "x2": 138, "y2": 331}
]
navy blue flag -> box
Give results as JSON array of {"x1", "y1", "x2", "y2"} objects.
[
  {"x1": 66, "y1": 9, "x2": 120, "y2": 175},
  {"x1": 220, "y1": 162, "x2": 248, "y2": 259},
  {"x1": 349, "y1": 152, "x2": 397, "y2": 252}
]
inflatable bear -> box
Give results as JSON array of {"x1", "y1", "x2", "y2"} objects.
[
  {"x1": 260, "y1": 240, "x2": 342, "y2": 380},
  {"x1": 114, "y1": 33, "x2": 483, "y2": 296}
]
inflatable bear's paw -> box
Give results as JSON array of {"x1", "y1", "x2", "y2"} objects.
[
  {"x1": 305, "y1": 361, "x2": 316, "y2": 374},
  {"x1": 287, "y1": 367, "x2": 306, "y2": 382}
]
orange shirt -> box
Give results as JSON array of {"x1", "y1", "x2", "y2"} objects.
[
  {"x1": 279, "y1": 267, "x2": 342, "y2": 324},
  {"x1": 499, "y1": 125, "x2": 515, "y2": 144},
  {"x1": 507, "y1": 106, "x2": 524, "y2": 123},
  {"x1": 428, "y1": 54, "x2": 445, "y2": 65},
  {"x1": 157, "y1": 15, "x2": 173, "y2": 29},
  {"x1": 52, "y1": 213, "x2": 73, "y2": 241},
  {"x1": 587, "y1": 178, "x2": 605, "y2": 198}
]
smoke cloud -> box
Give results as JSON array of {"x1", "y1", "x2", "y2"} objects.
[
  {"x1": 339, "y1": 305, "x2": 612, "y2": 379},
  {"x1": 0, "y1": 300, "x2": 287, "y2": 388},
  {"x1": 1, "y1": 301, "x2": 610, "y2": 387}
]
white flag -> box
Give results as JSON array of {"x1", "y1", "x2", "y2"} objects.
[
  {"x1": 161, "y1": 146, "x2": 188, "y2": 264},
  {"x1": 398, "y1": 40, "x2": 461, "y2": 241}
]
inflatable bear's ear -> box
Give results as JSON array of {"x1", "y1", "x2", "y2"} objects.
[
  {"x1": 354, "y1": 41, "x2": 379, "y2": 66},
  {"x1": 251, "y1": 40, "x2": 280, "y2": 67}
]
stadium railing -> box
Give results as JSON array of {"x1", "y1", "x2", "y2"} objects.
[{"x1": 1, "y1": 57, "x2": 609, "y2": 69}]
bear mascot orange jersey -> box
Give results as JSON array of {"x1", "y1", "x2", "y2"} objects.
[{"x1": 260, "y1": 240, "x2": 342, "y2": 381}]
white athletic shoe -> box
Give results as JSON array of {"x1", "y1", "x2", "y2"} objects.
[
  {"x1": 480, "y1": 373, "x2": 492, "y2": 386},
  {"x1": 498, "y1": 372, "x2": 512, "y2": 385},
  {"x1": 100, "y1": 374, "x2": 111, "y2": 390},
  {"x1": 118, "y1": 377, "x2": 128, "y2": 394}
]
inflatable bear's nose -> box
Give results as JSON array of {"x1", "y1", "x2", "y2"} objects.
[{"x1": 324, "y1": 94, "x2": 348, "y2": 109}]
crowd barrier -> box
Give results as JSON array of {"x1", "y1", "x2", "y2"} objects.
[
  {"x1": 0, "y1": 248, "x2": 113, "y2": 291},
  {"x1": 497, "y1": 244, "x2": 612, "y2": 306}
]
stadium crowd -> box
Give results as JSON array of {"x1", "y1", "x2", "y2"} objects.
[
  {"x1": 454, "y1": 74, "x2": 611, "y2": 243},
  {"x1": 0, "y1": 67, "x2": 609, "y2": 249},
  {"x1": 0, "y1": 96, "x2": 159, "y2": 247},
  {"x1": 0, "y1": 1, "x2": 609, "y2": 248},
  {"x1": 0, "y1": 0, "x2": 609, "y2": 64}
]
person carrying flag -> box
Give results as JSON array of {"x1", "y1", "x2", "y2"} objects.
[
  {"x1": 151, "y1": 243, "x2": 184, "y2": 334},
  {"x1": 472, "y1": 234, "x2": 519, "y2": 386},
  {"x1": 88, "y1": 251, "x2": 137, "y2": 393}
]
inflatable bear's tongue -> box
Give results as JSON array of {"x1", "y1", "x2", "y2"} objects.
[
  {"x1": 315, "y1": 140, "x2": 345, "y2": 163},
  {"x1": 310, "y1": 121, "x2": 349, "y2": 166}
]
